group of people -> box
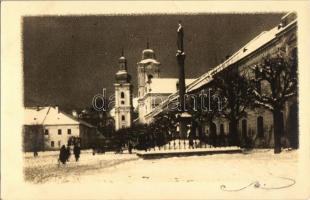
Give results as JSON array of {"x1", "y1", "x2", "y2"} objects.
[{"x1": 59, "y1": 144, "x2": 81, "y2": 164}]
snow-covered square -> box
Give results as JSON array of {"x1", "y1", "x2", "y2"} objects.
[{"x1": 24, "y1": 149, "x2": 297, "y2": 185}]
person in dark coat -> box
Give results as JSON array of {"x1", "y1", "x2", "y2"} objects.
[
  {"x1": 33, "y1": 146, "x2": 38, "y2": 157},
  {"x1": 66, "y1": 146, "x2": 71, "y2": 161},
  {"x1": 128, "y1": 141, "x2": 133, "y2": 154},
  {"x1": 59, "y1": 145, "x2": 67, "y2": 164},
  {"x1": 73, "y1": 144, "x2": 81, "y2": 162}
]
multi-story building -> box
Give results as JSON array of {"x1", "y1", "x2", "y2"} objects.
[{"x1": 23, "y1": 106, "x2": 98, "y2": 151}]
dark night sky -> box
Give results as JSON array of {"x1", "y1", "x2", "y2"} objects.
[{"x1": 23, "y1": 13, "x2": 283, "y2": 112}]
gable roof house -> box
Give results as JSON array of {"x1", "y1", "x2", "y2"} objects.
[{"x1": 23, "y1": 106, "x2": 99, "y2": 151}]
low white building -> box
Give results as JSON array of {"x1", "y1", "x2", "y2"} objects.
[{"x1": 23, "y1": 106, "x2": 98, "y2": 151}]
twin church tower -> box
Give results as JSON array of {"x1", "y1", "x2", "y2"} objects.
[{"x1": 114, "y1": 44, "x2": 160, "y2": 130}]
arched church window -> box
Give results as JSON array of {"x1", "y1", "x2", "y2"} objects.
[
  {"x1": 121, "y1": 92, "x2": 125, "y2": 99},
  {"x1": 147, "y1": 74, "x2": 153, "y2": 82},
  {"x1": 220, "y1": 124, "x2": 224, "y2": 135},
  {"x1": 121, "y1": 100, "x2": 125, "y2": 105},
  {"x1": 121, "y1": 115, "x2": 125, "y2": 121}
]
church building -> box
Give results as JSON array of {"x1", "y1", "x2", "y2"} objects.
[
  {"x1": 136, "y1": 44, "x2": 195, "y2": 124},
  {"x1": 114, "y1": 44, "x2": 195, "y2": 129}
]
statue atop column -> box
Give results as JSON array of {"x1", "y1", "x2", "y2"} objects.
[
  {"x1": 177, "y1": 21, "x2": 184, "y2": 53},
  {"x1": 176, "y1": 21, "x2": 186, "y2": 139}
]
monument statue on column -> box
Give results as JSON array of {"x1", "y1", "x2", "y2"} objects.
[{"x1": 176, "y1": 21, "x2": 187, "y2": 139}]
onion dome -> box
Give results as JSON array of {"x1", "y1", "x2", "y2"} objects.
[{"x1": 115, "y1": 50, "x2": 131, "y2": 83}]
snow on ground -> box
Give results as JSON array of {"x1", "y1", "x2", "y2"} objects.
[
  {"x1": 21, "y1": 149, "x2": 304, "y2": 199},
  {"x1": 24, "y1": 150, "x2": 138, "y2": 184},
  {"x1": 24, "y1": 149, "x2": 298, "y2": 186}
]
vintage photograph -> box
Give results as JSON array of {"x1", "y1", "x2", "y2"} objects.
[
  {"x1": 23, "y1": 12, "x2": 298, "y2": 183},
  {"x1": 2, "y1": 2, "x2": 310, "y2": 199}
]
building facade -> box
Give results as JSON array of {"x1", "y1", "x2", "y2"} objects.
[{"x1": 23, "y1": 106, "x2": 98, "y2": 151}]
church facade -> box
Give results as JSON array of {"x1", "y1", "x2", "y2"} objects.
[{"x1": 136, "y1": 46, "x2": 195, "y2": 124}]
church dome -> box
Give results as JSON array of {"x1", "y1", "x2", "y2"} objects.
[
  {"x1": 142, "y1": 49, "x2": 155, "y2": 60},
  {"x1": 119, "y1": 56, "x2": 126, "y2": 62},
  {"x1": 115, "y1": 70, "x2": 131, "y2": 83}
]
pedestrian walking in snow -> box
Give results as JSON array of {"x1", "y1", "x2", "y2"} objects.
[
  {"x1": 33, "y1": 146, "x2": 38, "y2": 157},
  {"x1": 128, "y1": 141, "x2": 133, "y2": 154},
  {"x1": 188, "y1": 128, "x2": 194, "y2": 149},
  {"x1": 59, "y1": 145, "x2": 67, "y2": 164},
  {"x1": 66, "y1": 145, "x2": 71, "y2": 161},
  {"x1": 73, "y1": 144, "x2": 81, "y2": 162}
]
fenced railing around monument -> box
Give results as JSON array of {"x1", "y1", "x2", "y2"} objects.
[{"x1": 133, "y1": 134, "x2": 239, "y2": 152}]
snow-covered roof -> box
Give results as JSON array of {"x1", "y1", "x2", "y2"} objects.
[
  {"x1": 24, "y1": 106, "x2": 95, "y2": 127},
  {"x1": 138, "y1": 58, "x2": 160, "y2": 65},
  {"x1": 186, "y1": 18, "x2": 297, "y2": 93},
  {"x1": 116, "y1": 70, "x2": 128, "y2": 75},
  {"x1": 147, "y1": 15, "x2": 297, "y2": 119},
  {"x1": 147, "y1": 78, "x2": 196, "y2": 94}
]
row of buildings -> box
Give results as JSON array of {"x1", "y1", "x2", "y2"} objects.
[{"x1": 113, "y1": 12, "x2": 298, "y2": 148}]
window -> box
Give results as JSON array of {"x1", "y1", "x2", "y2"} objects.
[
  {"x1": 121, "y1": 92, "x2": 125, "y2": 98},
  {"x1": 121, "y1": 100, "x2": 125, "y2": 105},
  {"x1": 121, "y1": 115, "x2": 125, "y2": 121},
  {"x1": 220, "y1": 124, "x2": 224, "y2": 135},
  {"x1": 44, "y1": 129, "x2": 49, "y2": 135},
  {"x1": 147, "y1": 74, "x2": 153, "y2": 80},
  {"x1": 152, "y1": 102, "x2": 159, "y2": 108},
  {"x1": 51, "y1": 141, "x2": 54, "y2": 147},
  {"x1": 58, "y1": 129, "x2": 62, "y2": 135},
  {"x1": 58, "y1": 141, "x2": 61, "y2": 147},
  {"x1": 257, "y1": 116, "x2": 264, "y2": 137},
  {"x1": 67, "y1": 129, "x2": 71, "y2": 135}
]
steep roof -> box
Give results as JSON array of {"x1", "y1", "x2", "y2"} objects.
[{"x1": 24, "y1": 106, "x2": 94, "y2": 127}]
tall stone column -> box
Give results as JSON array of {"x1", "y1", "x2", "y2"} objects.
[{"x1": 176, "y1": 22, "x2": 186, "y2": 139}]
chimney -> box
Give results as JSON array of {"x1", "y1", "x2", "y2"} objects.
[
  {"x1": 72, "y1": 110, "x2": 78, "y2": 118},
  {"x1": 55, "y1": 105, "x2": 59, "y2": 113}
]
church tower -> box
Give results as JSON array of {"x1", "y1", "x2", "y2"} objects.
[
  {"x1": 137, "y1": 41, "x2": 161, "y2": 123},
  {"x1": 114, "y1": 50, "x2": 133, "y2": 130},
  {"x1": 137, "y1": 42, "x2": 160, "y2": 98}
]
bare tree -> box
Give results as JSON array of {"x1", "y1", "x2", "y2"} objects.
[
  {"x1": 252, "y1": 49, "x2": 297, "y2": 153},
  {"x1": 213, "y1": 69, "x2": 254, "y2": 146}
]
